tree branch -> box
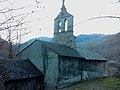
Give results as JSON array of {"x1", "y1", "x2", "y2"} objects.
[{"x1": 75, "y1": 16, "x2": 120, "y2": 25}]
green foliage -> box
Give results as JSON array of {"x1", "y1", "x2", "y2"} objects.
[
  {"x1": 103, "y1": 77, "x2": 120, "y2": 90},
  {"x1": 57, "y1": 77, "x2": 120, "y2": 90},
  {"x1": 114, "y1": 66, "x2": 120, "y2": 78}
]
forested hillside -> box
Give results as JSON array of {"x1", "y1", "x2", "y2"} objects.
[{"x1": 77, "y1": 32, "x2": 120, "y2": 63}]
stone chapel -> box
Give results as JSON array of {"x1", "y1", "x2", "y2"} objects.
[{"x1": 16, "y1": 0, "x2": 108, "y2": 88}]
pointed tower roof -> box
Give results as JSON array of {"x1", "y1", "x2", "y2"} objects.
[{"x1": 55, "y1": 0, "x2": 73, "y2": 20}]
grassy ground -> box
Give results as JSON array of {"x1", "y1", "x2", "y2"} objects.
[{"x1": 49, "y1": 77, "x2": 120, "y2": 90}]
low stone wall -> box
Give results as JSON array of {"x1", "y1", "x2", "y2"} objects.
[
  {"x1": 82, "y1": 71, "x2": 108, "y2": 80},
  {"x1": 58, "y1": 75, "x2": 81, "y2": 88},
  {"x1": 57, "y1": 71, "x2": 108, "y2": 88}
]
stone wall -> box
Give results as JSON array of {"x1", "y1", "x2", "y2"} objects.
[
  {"x1": 53, "y1": 31, "x2": 76, "y2": 49},
  {"x1": 44, "y1": 48, "x2": 59, "y2": 87},
  {"x1": 57, "y1": 57, "x2": 108, "y2": 88},
  {"x1": 59, "y1": 56, "x2": 80, "y2": 79},
  {"x1": 82, "y1": 61, "x2": 108, "y2": 80},
  {"x1": 58, "y1": 56, "x2": 83, "y2": 87}
]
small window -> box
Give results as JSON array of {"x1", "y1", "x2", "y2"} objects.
[
  {"x1": 59, "y1": 29, "x2": 62, "y2": 32},
  {"x1": 58, "y1": 21, "x2": 61, "y2": 26},
  {"x1": 58, "y1": 21, "x2": 62, "y2": 32},
  {"x1": 65, "y1": 19, "x2": 68, "y2": 31}
]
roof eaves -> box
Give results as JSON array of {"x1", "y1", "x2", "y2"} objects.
[{"x1": 85, "y1": 59, "x2": 108, "y2": 61}]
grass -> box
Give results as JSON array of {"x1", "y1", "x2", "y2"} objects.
[{"x1": 56, "y1": 77, "x2": 120, "y2": 90}]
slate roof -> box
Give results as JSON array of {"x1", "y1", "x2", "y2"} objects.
[
  {"x1": 38, "y1": 40, "x2": 83, "y2": 58},
  {"x1": 55, "y1": 10, "x2": 73, "y2": 20},
  {"x1": 17, "y1": 40, "x2": 84, "y2": 59},
  {"x1": 17, "y1": 40, "x2": 107, "y2": 61},
  {"x1": 0, "y1": 59, "x2": 43, "y2": 82},
  {"x1": 77, "y1": 47, "x2": 108, "y2": 61}
]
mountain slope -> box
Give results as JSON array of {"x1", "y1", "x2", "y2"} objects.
[
  {"x1": 77, "y1": 32, "x2": 120, "y2": 63},
  {"x1": 22, "y1": 34, "x2": 106, "y2": 45},
  {"x1": 76, "y1": 34, "x2": 108, "y2": 43},
  {"x1": 30, "y1": 34, "x2": 107, "y2": 43}
]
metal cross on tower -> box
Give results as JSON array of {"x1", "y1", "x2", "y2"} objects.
[
  {"x1": 61, "y1": 0, "x2": 66, "y2": 11},
  {"x1": 62, "y1": 0, "x2": 65, "y2": 6}
]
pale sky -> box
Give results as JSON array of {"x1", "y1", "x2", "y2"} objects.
[{"x1": 1, "y1": 0, "x2": 120, "y2": 42}]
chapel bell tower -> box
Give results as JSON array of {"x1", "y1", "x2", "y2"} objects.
[{"x1": 53, "y1": 0, "x2": 76, "y2": 49}]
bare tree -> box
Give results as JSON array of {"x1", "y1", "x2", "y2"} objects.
[
  {"x1": 0, "y1": 1, "x2": 27, "y2": 59},
  {"x1": 0, "y1": 0, "x2": 43, "y2": 59}
]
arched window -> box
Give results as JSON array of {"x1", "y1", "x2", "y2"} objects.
[
  {"x1": 58, "y1": 21, "x2": 62, "y2": 32},
  {"x1": 64, "y1": 19, "x2": 68, "y2": 31}
]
